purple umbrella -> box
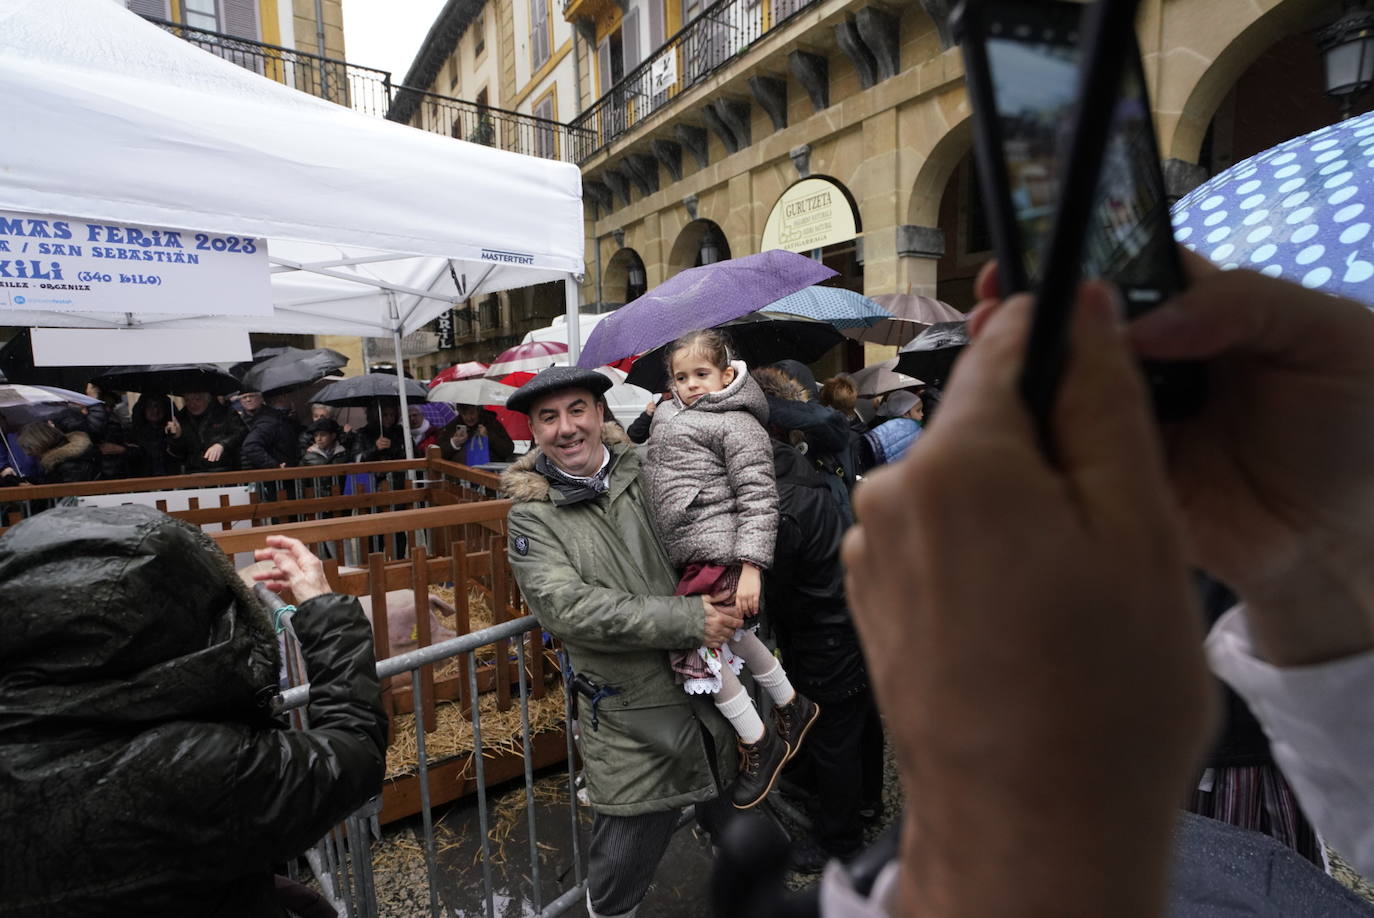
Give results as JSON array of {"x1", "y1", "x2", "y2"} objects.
[{"x1": 576, "y1": 249, "x2": 837, "y2": 369}]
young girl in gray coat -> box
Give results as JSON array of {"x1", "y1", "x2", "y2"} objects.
[{"x1": 646, "y1": 329, "x2": 819, "y2": 809}]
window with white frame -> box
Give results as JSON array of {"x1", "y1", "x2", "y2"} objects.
[{"x1": 183, "y1": 0, "x2": 218, "y2": 31}]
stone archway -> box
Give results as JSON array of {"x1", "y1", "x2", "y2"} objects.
[
  {"x1": 603, "y1": 248, "x2": 648, "y2": 308},
  {"x1": 906, "y1": 115, "x2": 972, "y2": 229},
  {"x1": 1159, "y1": 0, "x2": 1331, "y2": 164},
  {"x1": 667, "y1": 220, "x2": 731, "y2": 275},
  {"x1": 903, "y1": 114, "x2": 974, "y2": 300}
]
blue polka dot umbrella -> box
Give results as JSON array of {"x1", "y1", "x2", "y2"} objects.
[{"x1": 1171, "y1": 110, "x2": 1374, "y2": 304}]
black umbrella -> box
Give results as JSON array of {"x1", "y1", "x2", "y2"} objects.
[
  {"x1": 313, "y1": 373, "x2": 428, "y2": 407},
  {"x1": 238, "y1": 347, "x2": 348, "y2": 395},
  {"x1": 92, "y1": 363, "x2": 241, "y2": 396},
  {"x1": 892, "y1": 321, "x2": 969, "y2": 386},
  {"x1": 626, "y1": 313, "x2": 844, "y2": 392}
]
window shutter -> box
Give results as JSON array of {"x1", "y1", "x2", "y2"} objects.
[
  {"x1": 623, "y1": 8, "x2": 640, "y2": 71},
  {"x1": 648, "y1": 0, "x2": 664, "y2": 50},
  {"x1": 531, "y1": 0, "x2": 549, "y2": 68},
  {"x1": 220, "y1": 0, "x2": 259, "y2": 40},
  {"x1": 597, "y1": 38, "x2": 611, "y2": 95},
  {"x1": 126, "y1": 0, "x2": 170, "y2": 18}
]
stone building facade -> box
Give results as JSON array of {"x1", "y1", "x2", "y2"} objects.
[{"x1": 569, "y1": 0, "x2": 1351, "y2": 369}]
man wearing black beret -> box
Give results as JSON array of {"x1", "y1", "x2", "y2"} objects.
[{"x1": 500, "y1": 366, "x2": 743, "y2": 918}]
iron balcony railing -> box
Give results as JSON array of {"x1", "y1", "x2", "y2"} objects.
[
  {"x1": 386, "y1": 86, "x2": 595, "y2": 164},
  {"x1": 569, "y1": 0, "x2": 820, "y2": 162},
  {"x1": 146, "y1": 16, "x2": 591, "y2": 164},
  {"x1": 145, "y1": 16, "x2": 394, "y2": 116}
]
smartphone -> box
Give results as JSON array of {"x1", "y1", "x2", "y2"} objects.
[{"x1": 954, "y1": 0, "x2": 1203, "y2": 437}]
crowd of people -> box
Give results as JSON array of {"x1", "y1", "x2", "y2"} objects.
[
  {"x1": 4, "y1": 253, "x2": 1374, "y2": 918},
  {"x1": 0, "y1": 386, "x2": 520, "y2": 486}
]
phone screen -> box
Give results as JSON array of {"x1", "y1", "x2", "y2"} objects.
[{"x1": 984, "y1": 3, "x2": 1182, "y2": 315}]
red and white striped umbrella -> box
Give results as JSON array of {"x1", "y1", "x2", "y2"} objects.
[
  {"x1": 429, "y1": 361, "x2": 488, "y2": 387},
  {"x1": 485, "y1": 341, "x2": 569, "y2": 377}
]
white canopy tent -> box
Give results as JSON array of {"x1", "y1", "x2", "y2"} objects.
[{"x1": 0, "y1": 0, "x2": 584, "y2": 373}]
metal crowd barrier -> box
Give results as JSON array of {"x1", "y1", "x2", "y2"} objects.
[{"x1": 277, "y1": 612, "x2": 586, "y2": 918}]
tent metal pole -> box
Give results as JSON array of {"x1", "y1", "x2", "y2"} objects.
[
  {"x1": 267, "y1": 258, "x2": 461, "y2": 303},
  {"x1": 564, "y1": 274, "x2": 581, "y2": 364},
  {"x1": 389, "y1": 292, "x2": 416, "y2": 462}
]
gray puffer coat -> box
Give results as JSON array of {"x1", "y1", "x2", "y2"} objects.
[{"x1": 645, "y1": 361, "x2": 777, "y2": 570}]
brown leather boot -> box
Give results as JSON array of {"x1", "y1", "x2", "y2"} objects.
[
  {"x1": 732, "y1": 729, "x2": 789, "y2": 809},
  {"x1": 774, "y1": 693, "x2": 820, "y2": 763}
]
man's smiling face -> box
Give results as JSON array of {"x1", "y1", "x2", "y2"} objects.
[{"x1": 529, "y1": 387, "x2": 605, "y2": 477}]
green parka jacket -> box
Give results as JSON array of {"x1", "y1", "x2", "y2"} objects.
[{"x1": 501, "y1": 425, "x2": 737, "y2": 816}]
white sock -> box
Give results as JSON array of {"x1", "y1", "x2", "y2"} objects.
[
  {"x1": 587, "y1": 888, "x2": 638, "y2": 918},
  {"x1": 715, "y1": 686, "x2": 765, "y2": 743},
  {"x1": 752, "y1": 659, "x2": 796, "y2": 707}
]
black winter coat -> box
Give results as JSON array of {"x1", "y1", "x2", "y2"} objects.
[
  {"x1": 168, "y1": 401, "x2": 247, "y2": 473},
  {"x1": 33, "y1": 430, "x2": 102, "y2": 483},
  {"x1": 353, "y1": 422, "x2": 406, "y2": 462},
  {"x1": 0, "y1": 505, "x2": 387, "y2": 917},
  {"x1": 126, "y1": 410, "x2": 181, "y2": 478},
  {"x1": 241, "y1": 406, "x2": 303, "y2": 470},
  {"x1": 763, "y1": 442, "x2": 869, "y2": 702}
]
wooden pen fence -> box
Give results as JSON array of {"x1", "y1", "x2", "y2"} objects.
[{"x1": 1, "y1": 450, "x2": 570, "y2": 823}]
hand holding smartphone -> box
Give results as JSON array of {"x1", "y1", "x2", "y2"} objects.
[{"x1": 954, "y1": 0, "x2": 1204, "y2": 450}]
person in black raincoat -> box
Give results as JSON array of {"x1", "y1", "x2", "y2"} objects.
[
  {"x1": 167, "y1": 390, "x2": 247, "y2": 473},
  {"x1": 353, "y1": 402, "x2": 405, "y2": 463},
  {"x1": 0, "y1": 505, "x2": 387, "y2": 917},
  {"x1": 752, "y1": 368, "x2": 884, "y2": 874},
  {"x1": 241, "y1": 391, "x2": 302, "y2": 470},
  {"x1": 125, "y1": 394, "x2": 182, "y2": 478},
  {"x1": 761, "y1": 360, "x2": 855, "y2": 525}
]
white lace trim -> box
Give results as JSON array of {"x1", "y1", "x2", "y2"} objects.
[{"x1": 680, "y1": 629, "x2": 751, "y2": 695}]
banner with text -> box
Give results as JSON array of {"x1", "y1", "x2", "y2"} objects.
[{"x1": 0, "y1": 211, "x2": 271, "y2": 317}]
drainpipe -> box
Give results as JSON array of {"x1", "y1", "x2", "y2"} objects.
[
  {"x1": 572, "y1": 30, "x2": 584, "y2": 116},
  {"x1": 314, "y1": 0, "x2": 330, "y2": 101},
  {"x1": 314, "y1": 0, "x2": 327, "y2": 55},
  {"x1": 594, "y1": 234, "x2": 604, "y2": 310}
]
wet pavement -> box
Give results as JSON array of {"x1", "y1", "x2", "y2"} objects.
[
  {"x1": 368, "y1": 768, "x2": 719, "y2": 918},
  {"x1": 364, "y1": 744, "x2": 904, "y2": 918}
]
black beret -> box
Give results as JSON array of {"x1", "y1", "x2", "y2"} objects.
[
  {"x1": 506, "y1": 366, "x2": 613, "y2": 415},
  {"x1": 306, "y1": 417, "x2": 342, "y2": 435}
]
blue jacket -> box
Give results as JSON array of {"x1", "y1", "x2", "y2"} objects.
[{"x1": 863, "y1": 418, "x2": 921, "y2": 466}]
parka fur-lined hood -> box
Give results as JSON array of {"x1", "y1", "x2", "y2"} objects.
[
  {"x1": 38, "y1": 429, "x2": 94, "y2": 473},
  {"x1": 501, "y1": 422, "x2": 631, "y2": 503},
  {"x1": 751, "y1": 366, "x2": 811, "y2": 405}
]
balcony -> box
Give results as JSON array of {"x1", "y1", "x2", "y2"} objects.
[
  {"x1": 146, "y1": 16, "x2": 591, "y2": 164},
  {"x1": 146, "y1": 16, "x2": 393, "y2": 115},
  {"x1": 569, "y1": 0, "x2": 820, "y2": 163},
  {"x1": 386, "y1": 87, "x2": 594, "y2": 163},
  {"x1": 562, "y1": 0, "x2": 622, "y2": 27}
]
